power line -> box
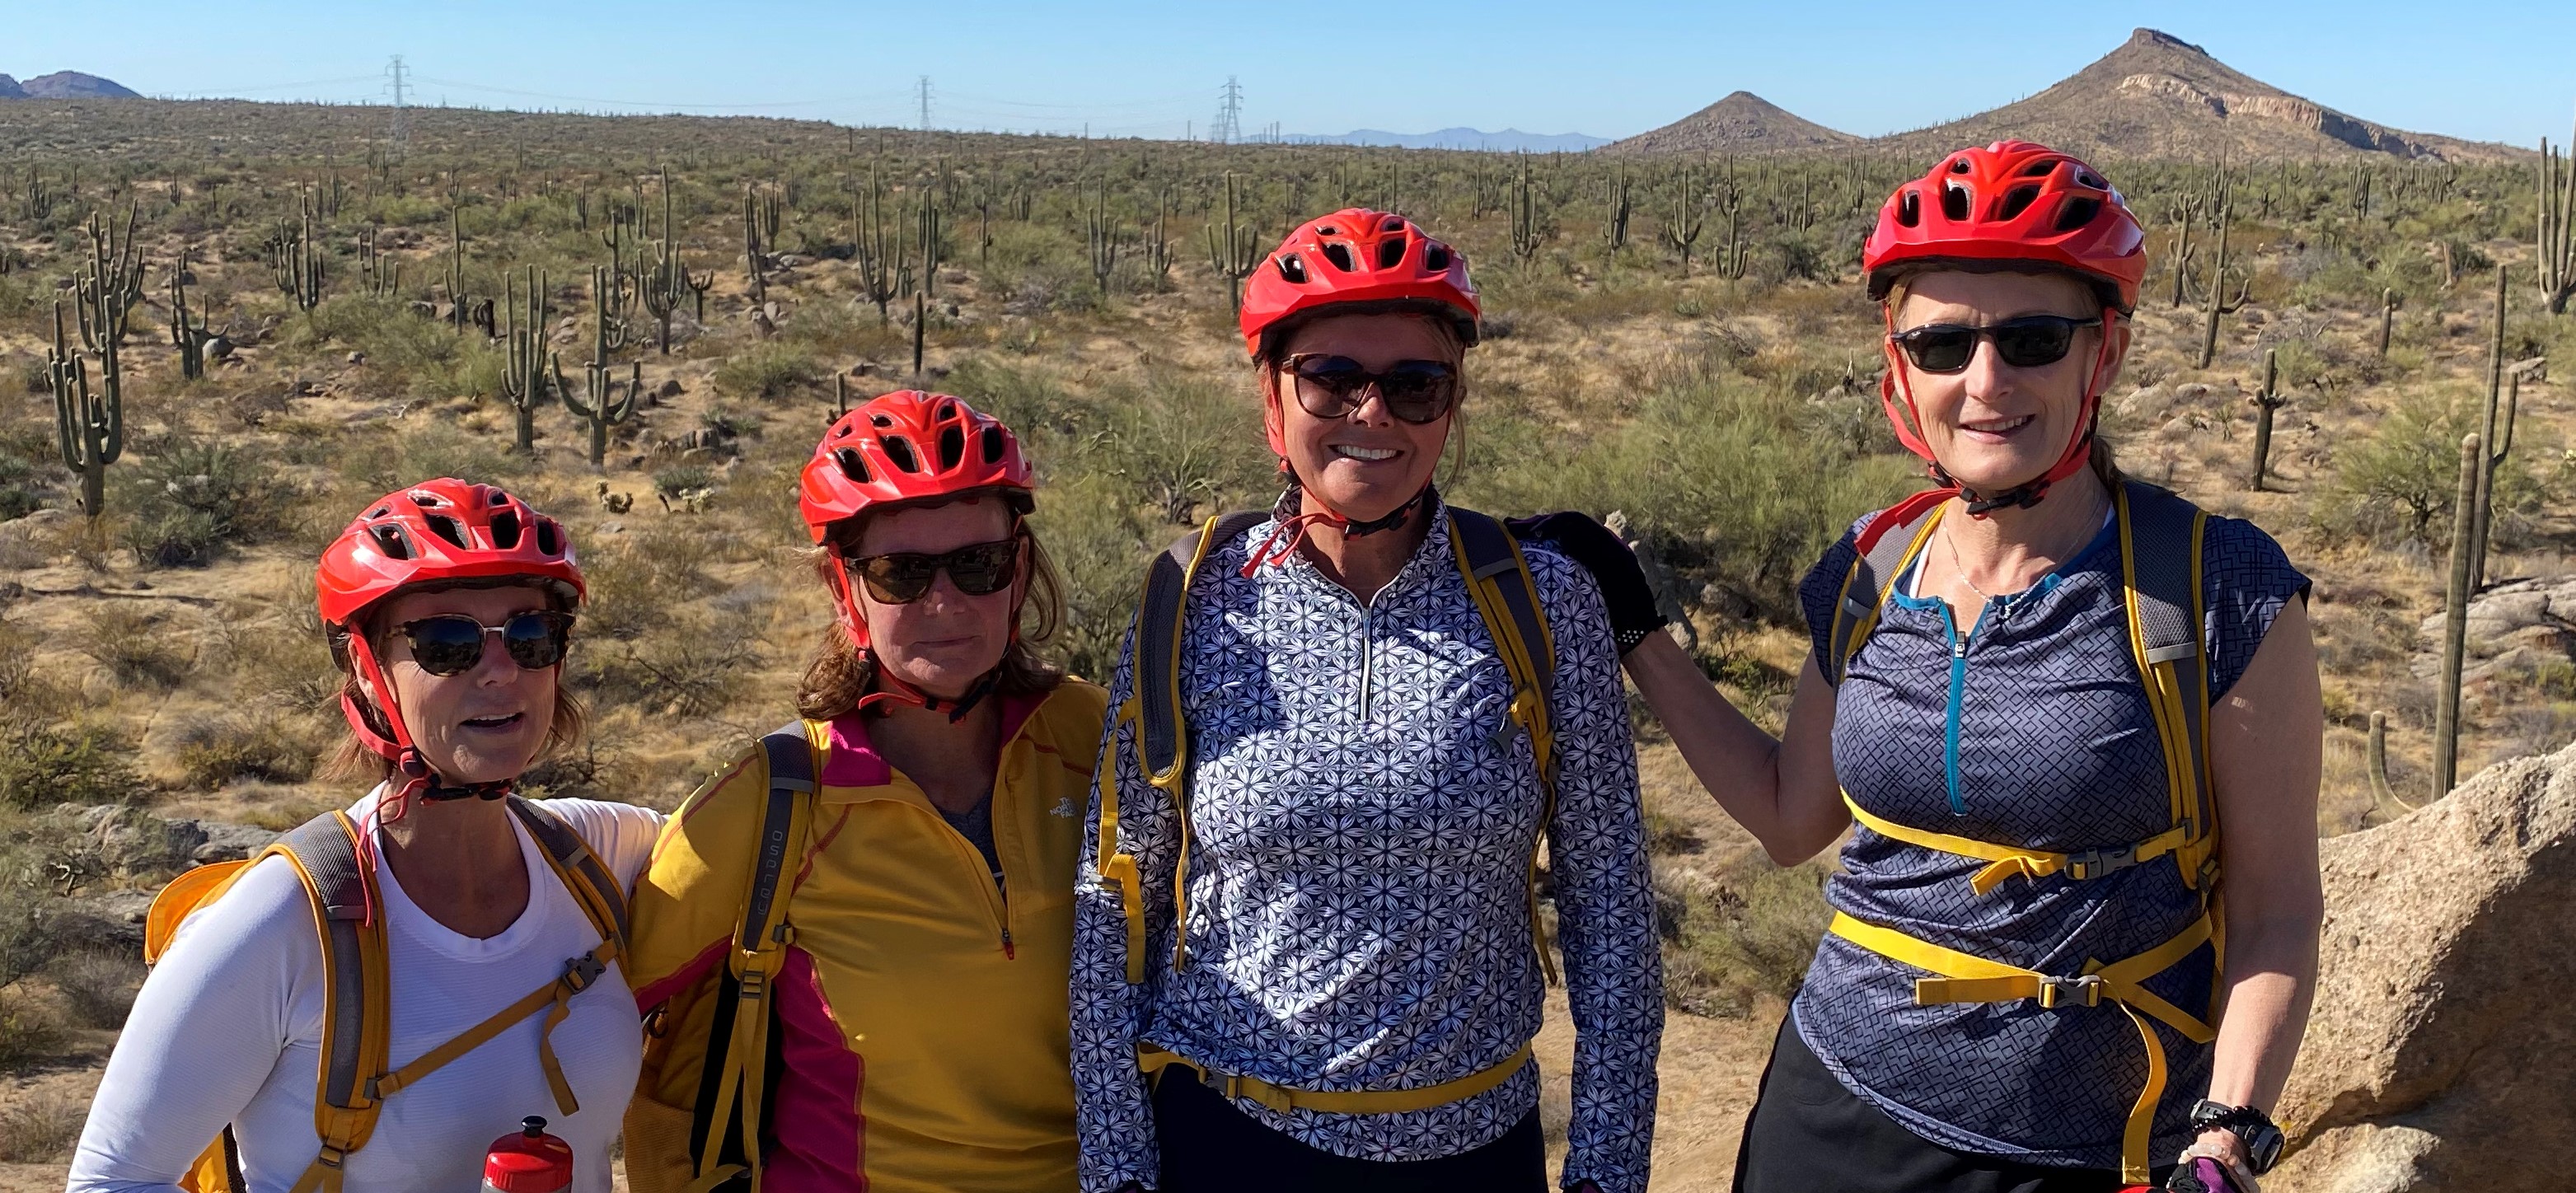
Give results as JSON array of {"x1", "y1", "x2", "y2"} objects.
[
  {"x1": 1211, "y1": 76, "x2": 1243, "y2": 144},
  {"x1": 386, "y1": 55, "x2": 409, "y2": 160}
]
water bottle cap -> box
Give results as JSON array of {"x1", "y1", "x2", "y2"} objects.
[{"x1": 483, "y1": 1116, "x2": 573, "y2": 1193}]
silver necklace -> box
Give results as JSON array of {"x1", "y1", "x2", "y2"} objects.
[{"x1": 1941, "y1": 487, "x2": 2107, "y2": 604}]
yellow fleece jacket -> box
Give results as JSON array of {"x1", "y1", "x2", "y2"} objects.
[{"x1": 622, "y1": 681, "x2": 1108, "y2": 1193}]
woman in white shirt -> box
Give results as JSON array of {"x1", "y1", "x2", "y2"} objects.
[{"x1": 71, "y1": 479, "x2": 663, "y2": 1193}]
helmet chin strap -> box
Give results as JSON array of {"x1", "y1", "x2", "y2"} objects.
[
  {"x1": 1880, "y1": 302, "x2": 2118, "y2": 518},
  {"x1": 1240, "y1": 468, "x2": 1435, "y2": 577}
]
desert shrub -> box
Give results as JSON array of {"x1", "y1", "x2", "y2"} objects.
[
  {"x1": 0, "y1": 451, "x2": 44, "y2": 522},
  {"x1": 2325, "y1": 386, "x2": 2542, "y2": 545},
  {"x1": 652, "y1": 464, "x2": 719, "y2": 500},
  {"x1": 0, "y1": 1090, "x2": 82, "y2": 1160},
  {"x1": 1030, "y1": 470, "x2": 1155, "y2": 682},
  {"x1": 171, "y1": 713, "x2": 317, "y2": 789},
  {"x1": 1657, "y1": 858, "x2": 1833, "y2": 1017},
  {"x1": 574, "y1": 612, "x2": 756, "y2": 720},
  {"x1": 115, "y1": 434, "x2": 295, "y2": 568},
  {"x1": 0, "y1": 995, "x2": 68, "y2": 1080},
  {"x1": 0, "y1": 723, "x2": 144, "y2": 809},
  {"x1": 77, "y1": 605, "x2": 195, "y2": 690},
  {"x1": 49, "y1": 947, "x2": 144, "y2": 1029},
  {"x1": 337, "y1": 422, "x2": 527, "y2": 498},
  {"x1": 714, "y1": 343, "x2": 818, "y2": 400},
  {"x1": 945, "y1": 355, "x2": 1088, "y2": 437},
  {"x1": 1087, "y1": 373, "x2": 1268, "y2": 525}
]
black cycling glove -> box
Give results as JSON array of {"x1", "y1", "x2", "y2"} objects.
[{"x1": 1505, "y1": 511, "x2": 1670, "y2": 654}]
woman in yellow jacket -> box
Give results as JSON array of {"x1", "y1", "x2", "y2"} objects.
[{"x1": 621, "y1": 390, "x2": 1107, "y2": 1193}]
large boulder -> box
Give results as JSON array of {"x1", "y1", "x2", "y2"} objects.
[{"x1": 2269, "y1": 737, "x2": 2576, "y2": 1193}]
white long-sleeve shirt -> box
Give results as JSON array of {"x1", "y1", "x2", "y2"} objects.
[{"x1": 70, "y1": 792, "x2": 663, "y2": 1193}]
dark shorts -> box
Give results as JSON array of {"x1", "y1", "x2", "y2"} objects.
[
  {"x1": 1734, "y1": 1018, "x2": 2153, "y2": 1193},
  {"x1": 1153, "y1": 1067, "x2": 1547, "y2": 1193}
]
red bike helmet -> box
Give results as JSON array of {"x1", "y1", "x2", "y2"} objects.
[
  {"x1": 801, "y1": 391, "x2": 1035, "y2": 718},
  {"x1": 315, "y1": 480, "x2": 584, "y2": 891},
  {"x1": 1239, "y1": 208, "x2": 1479, "y2": 359},
  {"x1": 1862, "y1": 142, "x2": 2145, "y2": 516}
]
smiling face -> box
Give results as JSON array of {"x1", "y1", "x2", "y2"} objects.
[
  {"x1": 1889, "y1": 269, "x2": 2129, "y2": 496},
  {"x1": 848, "y1": 496, "x2": 1026, "y2": 700},
  {"x1": 1265, "y1": 312, "x2": 1459, "y2": 523},
  {"x1": 361, "y1": 584, "x2": 560, "y2": 786}
]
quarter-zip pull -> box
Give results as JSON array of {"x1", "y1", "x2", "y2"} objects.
[{"x1": 1000, "y1": 924, "x2": 1015, "y2": 960}]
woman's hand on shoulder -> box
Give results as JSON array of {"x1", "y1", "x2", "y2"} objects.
[{"x1": 1506, "y1": 511, "x2": 1668, "y2": 654}]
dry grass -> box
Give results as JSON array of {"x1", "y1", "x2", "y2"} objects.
[{"x1": 0, "y1": 1090, "x2": 83, "y2": 1163}]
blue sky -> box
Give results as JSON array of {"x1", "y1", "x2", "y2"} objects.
[{"x1": 10, "y1": 2, "x2": 2572, "y2": 147}]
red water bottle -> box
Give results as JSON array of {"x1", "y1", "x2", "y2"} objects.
[{"x1": 482, "y1": 1116, "x2": 573, "y2": 1193}]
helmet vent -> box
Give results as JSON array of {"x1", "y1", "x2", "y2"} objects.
[
  {"x1": 981, "y1": 425, "x2": 1006, "y2": 464},
  {"x1": 488, "y1": 489, "x2": 509, "y2": 507},
  {"x1": 2076, "y1": 171, "x2": 2105, "y2": 189},
  {"x1": 870, "y1": 413, "x2": 894, "y2": 428},
  {"x1": 1949, "y1": 157, "x2": 1973, "y2": 174},
  {"x1": 534, "y1": 519, "x2": 562, "y2": 556},
  {"x1": 1276, "y1": 253, "x2": 1308, "y2": 284},
  {"x1": 371, "y1": 524, "x2": 415, "y2": 561},
  {"x1": 1997, "y1": 185, "x2": 2041, "y2": 222},
  {"x1": 2054, "y1": 197, "x2": 2103, "y2": 234},
  {"x1": 934, "y1": 400, "x2": 958, "y2": 422},
  {"x1": 936, "y1": 423, "x2": 967, "y2": 470},
  {"x1": 1897, "y1": 189, "x2": 1922, "y2": 228},
  {"x1": 1375, "y1": 237, "x2": 1407, "y2": 270},
  {"x1": 489, "y1": 509, "x2": 522, "y2": 550},
  {"x1": 1423, "y1": 244, "x2": 1450, "y2": 271},
  {"x1": 1381, "y1": 217, "x2": 1403, "y2": 232},
  {"x1": 1319, "y1": 242, "x2": 1356, "y2": 273},
  {"x1": 1317, "y1": 224, "x2": 1338, "y2": 236},
  {"x1": 835, "y1": 447, "x2": 872, "y2": 484},
  {"x1": 410, "y1": 490, "x2": 444, "y2": 508},
  {"x1": 2021, "y1": 159, "x2": 2058, "y2": 178},
  {"x1": 422, "y1": 514, "x2": 470, "y2": 550},
  {"x1": 1941, "y1": 182, "x2": 1972, "y2": 222},
  {"x1": 882, "y1": 434, "x2": 920, "y2": 473}
]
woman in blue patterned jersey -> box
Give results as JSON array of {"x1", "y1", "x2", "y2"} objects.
[
  {"x1": 1069, "y1": 209, "x2": 1662, "y2": 1193},
  {"x1": 1519, "y1": 143, "x2": 2323, "y2": 1193}
]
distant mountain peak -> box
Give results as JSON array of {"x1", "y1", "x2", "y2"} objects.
[
  {"x1": 3, "y1": 71, "x2": 140, "y2": 100},
  {"x1": 1601, "y1": 91, "x2": 1857, "y2": 156}
]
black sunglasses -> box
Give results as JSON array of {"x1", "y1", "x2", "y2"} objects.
[
  {"x1": 1890, "y1": 315, "x2": 2104, "y2": 373},
  {"x1": 396, "y1": 611, "x2": 577, "y2": 677},
  {"x1": 847, "y1": 536, "x2": 1023, "y2": 605},
  {"x1": 1281, "y1": 353, "x2": 1460, "y2": 424}
]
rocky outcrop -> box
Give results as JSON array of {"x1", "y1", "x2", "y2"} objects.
[
  {"x1": 53, "y1": 804, "x2": 279, "y2": 882},
  {"x1": 2268, "y1": 737, "x2": 2576, "y2": 1193},
  {"x1": 1602, "y1": 91, "x2": 1859, "y2": 156},
  {"x1": 15, "y1": 71, "x2": 140, "y2": 100},
  {"x1": 0, "y1": 75, "x2": 25, "y2": 100},
  {"x1": 2410, "y1": 575, "x2": 2576, "y2": 684}
]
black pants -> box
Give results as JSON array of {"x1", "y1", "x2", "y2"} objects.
[
  {"x1": 1734, "y1": 1018, "x2": 2157, "y2": 1193},
  {"x1": 1153, "y1": 1066, "x2": 1548, "y2": 1193}
]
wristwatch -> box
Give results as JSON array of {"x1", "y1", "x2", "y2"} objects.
[{"x1": 2188, "y1": 1099, "x2": 2284, "y2": 1175}]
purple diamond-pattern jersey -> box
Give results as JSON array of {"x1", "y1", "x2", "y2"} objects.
[
  {"x1": 1070, "y1": 502, "x2": 1664, "y2": 1193},
  {"x1": 1791, "y1": 507, "x2": 2308, "y2": 1170}
]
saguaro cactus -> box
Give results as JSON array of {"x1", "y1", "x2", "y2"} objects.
[
  {"x1": 74, "y1": 207, "x2": 143, "y2": 352},
  {"x1": 1602, "y1": 169, "x2": 1632, "y2": 250},
  {"x1": 49, "y1": 303, "x2": 120, "y2": 519},
  {"x1": 271, "y1": 189, "x2": 327, "y2": 311},
  {"x1": 168, "y1": 246, "x2": 208, "y2": 381},
  {"x1": 2376, "y1": 288, "x2": 2398, "y2": 358},
  {"x1": 2196, "y1": 182, "x2": 2250, "y2": 368},
  {"x1": 2247, "y1": 349, "x2": 2287, "y2": 490},
  {"x1": 2539, "y1": 123, "x2": 2574, "y2": 314},
  {"x1": 1661, "y1": 166, "x2": 1705, "y2": 277},
  {"x1": 499, "y1": 267, "x2": 554, "y2": 456},
  {"x1": 2468, "y1": 266, "x2": 2518, "y2": 592},
  {"x1": 1085, "y1": 180, "x2": 1120, "y2": 297},
  {"x1": 1508, "y1": 156, "x2": 1543, "y2": 271},
  {"x1": 1203, "y1": 172, "x2": 1262, "y2": 316},
  {"x1": 2432, "y1": 432, "x2": 2481, "y2": 798},
  {"x1": 556, "y1": 267, "x2": 642, "y2": 470},
  {"x1": 2366, "y1": 711, "x2": 2414, "y2": 812}
]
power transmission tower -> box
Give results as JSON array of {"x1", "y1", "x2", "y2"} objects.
[
  {"x1": 1211, "y1": 76, "x2": 1243, "y2": 144},
  {"x1": 916, "y1": 76, "x2": 933, "y2": 132},
  {"x1": 385, "y1": 55, "x2": 410, "y2": 160}
]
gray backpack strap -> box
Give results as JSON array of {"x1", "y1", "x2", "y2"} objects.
[
  {"x1": 1449, "y1": 508, "x2": 1556, "y2": 708},
  {"x1": 746, "y1": 723, "x2": 817, "y2": 948},
  {"x1": 506, "y1": 796, "x2": 632, "y2": 948},
  {"x1": 2117, "y1": 481, "x2": 2215, "y2": 854},
  {"x1": 1136, "y1": 510, "x2": 1265, "y2": 785},
  {"x1": 1826, "y1": 492, "x2": 1946, "y2": 685},
  {"x1": 269, "y1": 813, "x2": 373, "y2": 1114}
]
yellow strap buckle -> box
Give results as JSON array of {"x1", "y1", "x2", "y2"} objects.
[
  {"x1": 559, "y1": 952, "x2": 607, "y2": 995},
  {"x1": 1223, "y1": 1073, "x2": 1296, "y2": 1115},
  {"x1": 735, "y1": 968, "x2": 768, "y2": 1002},
  {"x1": 2064, "y1": 845, "x2": 2139, "y2": 881},
  {"x1": 2036, "y1": 973, "x2": 2106, "y2": 1010}
]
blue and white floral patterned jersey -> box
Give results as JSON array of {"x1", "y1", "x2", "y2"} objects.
[{"x1": 1070, "y1": 500, "x2": 1663, "y2": 1193}]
